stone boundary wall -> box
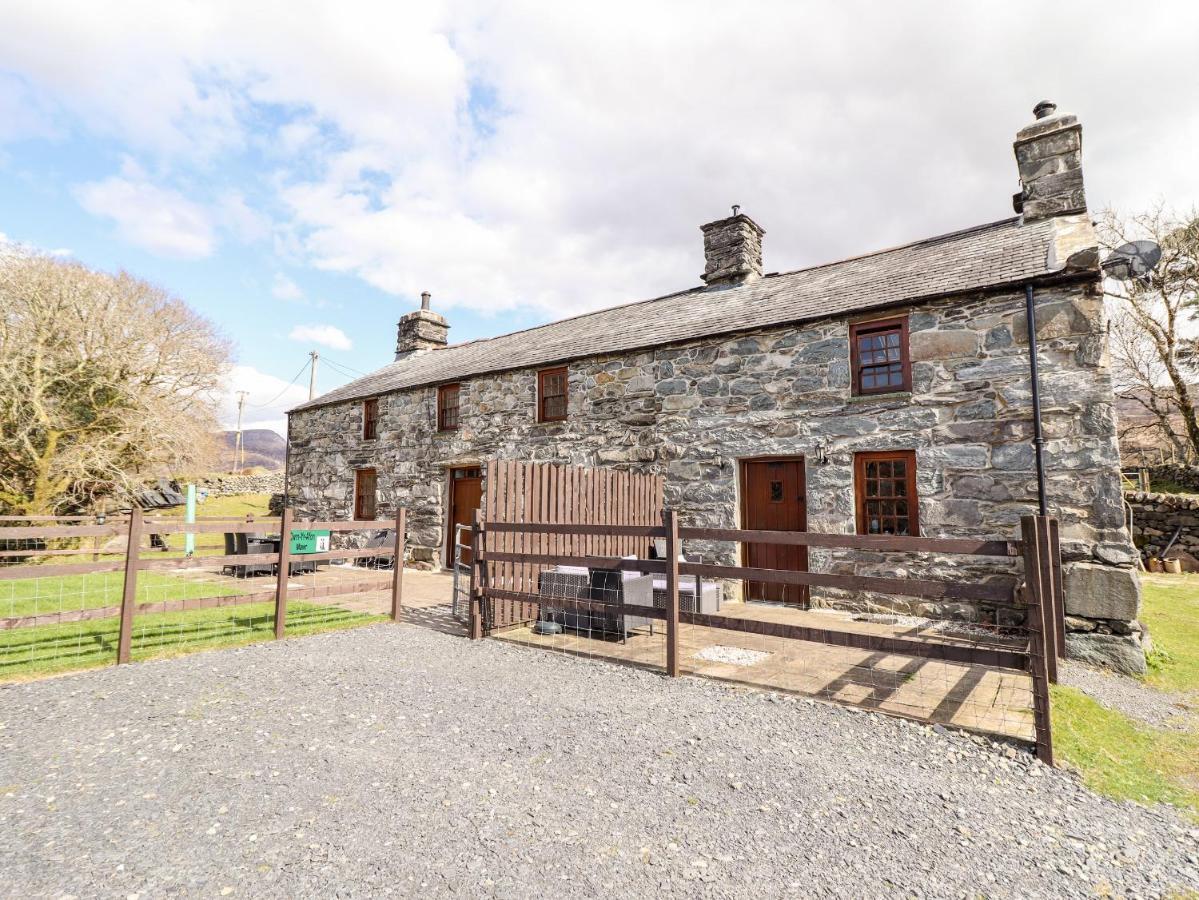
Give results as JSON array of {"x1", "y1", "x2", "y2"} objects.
[
  {"x1": 194, "y1": 473, "x2": 285, "y2": 497},
  {"x1": 1148, "y1": 465, "x2": 1199, "y2": 493},
  {"x1": 1125, "y1": 489, "x2": 1199, "y2": 567}
]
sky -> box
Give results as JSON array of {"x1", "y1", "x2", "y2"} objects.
[{"x1": 2, "y1": 1, "x2": 1198, "y2": 436}]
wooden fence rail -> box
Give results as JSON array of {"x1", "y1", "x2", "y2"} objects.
[
  {"x1": 1, "y1": 507, "x2": 409, "y2": 667},
  {"x1": 472, "y1": 512, "x2": 1062, "y2": 764}
]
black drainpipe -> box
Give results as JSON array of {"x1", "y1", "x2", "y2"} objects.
[{"x1": 1024, "y1": 283, "x2": 1049, "y2": 516}]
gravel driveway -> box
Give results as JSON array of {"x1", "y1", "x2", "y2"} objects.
[{"x1": 2, "y1": 622, "x2": 1197, "y2": 898}]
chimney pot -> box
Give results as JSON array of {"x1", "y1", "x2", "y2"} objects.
[
  {"x1": 1033, "y1": 100, "x2": 1057, "y2": 120},
  {"x1": 700, "y1": 210, "x2": 765, "y2": 288},
  {"x1": 420, "y1": 291, "x2": 431, "y2": 310}
]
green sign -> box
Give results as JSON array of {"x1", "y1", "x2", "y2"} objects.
[{"x1": 289, "y1": 529, "x2": 330, "y2": 555}]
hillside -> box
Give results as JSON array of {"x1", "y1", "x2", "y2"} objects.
[{"x1": 218, "y1": 429, "x2": 286, "y2": 471}]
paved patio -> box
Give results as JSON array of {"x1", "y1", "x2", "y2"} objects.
[{"x1": 341, "y1": 569, "x2": 1035, "y2": 743}]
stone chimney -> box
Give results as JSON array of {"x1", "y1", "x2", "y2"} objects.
[
  {"x1": 394, "y1": 291, "x2": 449, "y2": 361},
  {"x1": 1013, "y1": 100, "x2": 1086, "y2": 222},
  {"x1": 700, "y1": 207, "x2": 765, "y2": 288}
]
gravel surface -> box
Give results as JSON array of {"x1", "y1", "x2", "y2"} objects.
[
  {"x1": 1061, "y1": 661, "x2": 1198, "y2": 730},
  {"x1": 2, "y1": 622, "x2": 1197, "y2": 898}
]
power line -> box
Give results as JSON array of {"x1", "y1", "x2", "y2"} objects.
[
  {"x1": 321, "y1": 355, "x2": 369, "y2": 378},
  {"x1": 246, "y1": 359, "x2": 311, "y2": 408}
]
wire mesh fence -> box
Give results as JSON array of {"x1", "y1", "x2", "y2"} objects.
[
  {"x1": 0, "y1": 511, "x2": 405, "y2": 682},
  {"x1": 470, "y1": 513, "x2": 1060, "y2": 758}
]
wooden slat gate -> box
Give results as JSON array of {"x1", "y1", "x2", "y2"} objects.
[{"x1": 475, "y1": 460, "x2": 664, "y2": 631}]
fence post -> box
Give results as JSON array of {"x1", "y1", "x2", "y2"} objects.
[
  {"x1": 1020, "y1": 514, "x2": 1055, "y2": 766},
  {"x1": 1048, "y1": 518, "x2": 1066, "y2": 659},
  {"x1": 117, "y1": 507, "x2": 143, "y2": 664},
  {"x1": 469, "y1": 511, "x2": 485, "y2": 640},
  {"x1": 391, "y1": 507, "x2": 406, "y2": 622},
  {"x1": 274, "y1": 508, "x2": 293, "y2": 639},
  {"x1": 663, "y1": 508, "x2": 680, "y2": 677}
]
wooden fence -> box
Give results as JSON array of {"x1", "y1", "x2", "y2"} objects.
[
  {"x1": 470, "y1": 512, "x2": 1063, "y2": 764},
  {"x1": 477, "y1": 460, "x2": 664, "y2": 630},
  {"x1": 0, "y1": 507, "x2": 407, "y2": 667}
]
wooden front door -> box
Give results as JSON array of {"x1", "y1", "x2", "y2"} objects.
[
  {"x1": 447, "y1": 467, "x2": 482, "y2": 566},
  {"x1": 740, "y1": 458, "x2": 808, "y2": 604}
]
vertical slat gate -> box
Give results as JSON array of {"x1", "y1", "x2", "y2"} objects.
[{"x1": 472, "y1": 461, "x2": 666, "y2": 634}]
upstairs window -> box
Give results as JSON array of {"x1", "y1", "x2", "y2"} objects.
[
  {"x1": 362, "y1": 398, "x2": 379, "y2": 440},
  {"x1": 354, "y1": 468, "x2": 377, "y2": 520},
  {"x1": 438, "y1": 383, "x2": 460, "y2": 431},
  {"x1": 537, "y1": 366, "x2": 568, "y2": 422},
  {"x1": 850, "y1": 316, "x2": 911, "y2": 395},
  {"x1": 855, "y1": 450, "x2": 918, "y2": 536}
]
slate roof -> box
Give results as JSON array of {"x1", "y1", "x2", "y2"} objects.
[{"x1": 292, "y1": 215, "x2": 1066, "y2": 412}]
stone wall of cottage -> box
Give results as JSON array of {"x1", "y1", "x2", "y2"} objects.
[{"x1": 287, "y1": 278, "x2": 1144, "y2": 669}]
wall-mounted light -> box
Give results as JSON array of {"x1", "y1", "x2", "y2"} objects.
[{"x1": 814, "y1": 442, "x2": 830, "y2": 466}]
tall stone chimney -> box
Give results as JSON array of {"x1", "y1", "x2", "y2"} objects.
[
  {"x1": 1013, "y1": 101, "x2": 1087, "y2": 222},
  {"x1": 394, "y1": 291, "x2": 448, "y2": 361},
  {"x1": 700, "y1": 208, "x2": 765, "y2": 288}
]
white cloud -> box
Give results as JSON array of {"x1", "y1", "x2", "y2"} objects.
[
  {"x1": 220, "y1": 364, "x2": 310, "y2": 436},
  {"x1": 74, "y1": 162, "x2": 215, "y2": 259},
  {"x1": 271, "y1": 272, "x2": 304, "y2": 301},
  {"x1": 6, "y1": 2, "x2": 1199, "y2": 319},
  {"x1": 288, "y1": 323, "x2": 352, "y2": 351}
]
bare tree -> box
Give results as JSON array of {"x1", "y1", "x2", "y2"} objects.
[
  {"x1": 0, "y1": 250, "x2": 231, "y2": 514},
  {"x1": 1099, "y1": 204, "x2": 1199, "y2": 462}
]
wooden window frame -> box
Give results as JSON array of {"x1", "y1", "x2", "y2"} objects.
[
  {"x1": 849, "y1": 315, "x2": 911, "y2": 396},
  {"x1": 854, "y1": 450, "x2": 919, "y2": 537},
  {"x1": 537, "y1": 366, "x2": 568, "y2": 423},
  {"x1": 362, "y1": 397, "x2": 379, "y2": 440},
  {"x1": 354, "y1": 467, "x2": 377, "y2": 521},
  {"x1": 437, "y1": 383, "x2": 460, "y2": 432}
]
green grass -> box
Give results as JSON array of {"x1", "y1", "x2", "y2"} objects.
[
  {"x1": 0, "y1": 601, "x2": 384, "y2": 681},
  {"x1": 1051, "y1": 685, "x2": 1199, "y2": 814},
  {"x1": 1051, "y1": 574, "x2": 1199, "y2": 817},
  {"x1": 1141, "y1": 573, "x2": 1199, "y2": 695},
  {"x1": 0, "y1": 569, "x2": 255, "y2": 618},
  {"x1": 1148, "y1": 477, "x2": 1199, "y2": 496}
]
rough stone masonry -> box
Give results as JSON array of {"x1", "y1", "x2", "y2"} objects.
[{"x1": 287, "y1": 103, "x2": 1145, "y2": 672}]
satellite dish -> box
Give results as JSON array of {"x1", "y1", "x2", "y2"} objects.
[{"x1": 1102, "y1": 240, "x2": 1161, "y2": 280}]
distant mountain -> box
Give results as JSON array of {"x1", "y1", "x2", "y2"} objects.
[{"x1": 218, "y1": 429, "x2": 287, "y2": 471}]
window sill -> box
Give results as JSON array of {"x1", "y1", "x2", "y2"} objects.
[
  {"x1": 846, "y1": 390, "x2": 913, "y2": 405},
  {"x1": 533, "y1": 418, "x2": 568, "y2": 427}
]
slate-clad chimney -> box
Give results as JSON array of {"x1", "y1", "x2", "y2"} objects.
[
  {"x1": 395, "y1": 291, "x2": 449, "y2": 361},
  {"x1": 1013, "y1": 101, "x2": 1087, "y2": 222},
  {"x1": 700, "y1": 209, "x2": 765, "y2": 288}
]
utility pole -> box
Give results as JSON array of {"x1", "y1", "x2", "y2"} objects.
[
  {"x1": 308, "y1": 350, "x2": 319, "y2": 401},
  {"x1": 234, "y1": 390, "x2": 249, "y2": 472}
]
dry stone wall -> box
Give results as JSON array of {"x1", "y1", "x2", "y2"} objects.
[
  {"x1": 288, "y1": 278, "x2": 1142, "y2": 669},
  {"x1": 1126, "y1": 490, "x2": 1199, "y2": 568}
]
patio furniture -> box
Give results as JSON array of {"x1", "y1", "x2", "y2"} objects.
[
  {"x1": 652, "y1": 575, "x2": 722, "y2": 614},
  {"x1": 354, "y1": 530, "x2": 395, "y2": 570},
  {"x1": 537, "y1": 563, "x2": 654, "y2": 642},
  {"x1": 233, "y1": 532, "x2": 275, "y2": 577}
]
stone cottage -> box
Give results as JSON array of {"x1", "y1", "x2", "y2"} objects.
[{"x1": 286, "y1": 102, "x2": 1145, "y2": 672}]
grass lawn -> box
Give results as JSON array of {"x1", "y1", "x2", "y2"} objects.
[
  {"x1": 0, "y1": 569, "x2": 257, "y2": 618},
  {"x1": 0, "y1": 493, "x2": 279, "y2": 616},
  {"x1": 0, "y1": 601, "x2": 385, "y2": 681},
  {"x1": 1, "y1": 493, "x2": 387, "y2": 681},
  {"x1": 1052, "y1": 573, "x2": 1199, "y2": 818}
]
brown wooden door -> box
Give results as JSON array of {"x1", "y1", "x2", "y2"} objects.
[
  {"x1": 741, "y1": 458, "x2": 808, "y2": 604},
  {"x1": 447, "y1": 467, "x2": 482, "y2": 566}
]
